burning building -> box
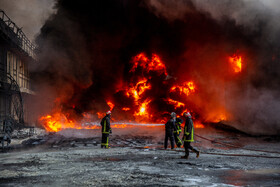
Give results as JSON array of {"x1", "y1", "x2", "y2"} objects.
[
  {"x1": 0, "y1": 9, "x2": 36, "y2": 141},
  {"x1": 33, "y1": 0, "x2": 280, "y2": 135}
]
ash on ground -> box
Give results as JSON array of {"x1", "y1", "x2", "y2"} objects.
[{"x1": 0, "y1": 125, "x2": 280, "y2": 186}]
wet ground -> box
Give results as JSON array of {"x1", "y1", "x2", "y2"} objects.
[{"x1": 0, "y1": 125, "x2": 280, "y2": 186}]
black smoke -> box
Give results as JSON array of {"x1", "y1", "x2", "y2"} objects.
[{"x1": 32, "y1": 0, "x2": 280, "y2": 135}]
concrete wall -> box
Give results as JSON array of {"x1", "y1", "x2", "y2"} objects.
[{"x1": 7, "y1": 51, "x2": 30, "y2": 90}]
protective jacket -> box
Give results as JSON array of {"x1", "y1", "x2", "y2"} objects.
[
  {"x1": 101, "y1": 115, "x2": 112, "y2": 134},
  {"x1": 183, "y1": 116, "x2": 194, "y2": 142},
  {"x1": 175, "y1": 118, "x2": 183, "y2": 133},
  {"x1": 165, "y1": 118, "x2": 176, "y2": 134},
  {"x1": 164, "y1": 118, "x2": 176, "y2": 149},
  {"x1": 172, "y1": 118, "x2": 183, "y2": 147}
]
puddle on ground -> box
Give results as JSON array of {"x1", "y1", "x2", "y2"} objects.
[
  {"x1": 221, "y1": 169, "x2": 280, "y2": 186},
  {"x1": 79, "y1": 157, "x2": 123, "y2": 162}
]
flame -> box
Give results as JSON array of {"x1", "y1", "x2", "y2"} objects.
[
  {"x1": 40, "y1": 111, "x2": 160, "y2": 132},
  {"x1": 229, "y1": 54, "x2": 242, "y2": 73},
  {"x1": 39, "y1": 51, "x2": 238, "y2": 132},
  {"x1": 106, "y1": 100, "x2": 115, "y2": 111},
  {"x1": 130, "y1": 53, "x2": 167, "y2": 76},
  {"x1": 165, "y1": 98, "x2": 185, "y2": 109},
  {"x1": 194, "y1": 121, "x2": 205, "y2": 128},
  {"x1": 122, "y1": 53, "x2": 169, "y2": 122},
  {"x1": 134, "y1": 99, "x2": 151, "y2": 117},
  {"x1": 170, "y1": 81, "x2": 196, "y2": 96},
  {"x1": 212, "y1": 113, "x2": 227, "y2": 122},
  {"x1": 180, "y1": 109, "x2": 189, "y2": 116},
  {"x1": 126, "y1": 78, "x2": 151, "y2": 102},
  {"x1": 111, "y1": 124, "x2": 132, "y2": 128},
  {"x1": 124, "y1": 77, "x2": 153, "y2": 121},
  {"x1": 39, "y1": 113, "x2": 75, "y2": 132},
  {"x1": 122, "y1": 107, "x2": 131, "y2": 111},
  {"x1": 96, "y1": 112, "x2": 106, "y2": 119},
  {"x1": 205, "y1": 110, "x2": 228, "y2": 123}
]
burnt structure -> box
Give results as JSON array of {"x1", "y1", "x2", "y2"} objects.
[{"x1": 0, "y1": 9, "x2": 36, "y2": 147}]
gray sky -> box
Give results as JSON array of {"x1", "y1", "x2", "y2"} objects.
[{"x1": 0, "y1": 0, "x2": 56, "y2": 42}]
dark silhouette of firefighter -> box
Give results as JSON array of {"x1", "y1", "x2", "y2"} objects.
[
  {"x1": 164, "y1": 112, "x2": 177, "y2": 149},
  {"x1": 181, "y1": 112, "x2": 200, "y2": 159},
  {"x1": 174, "y1": 117, "x2": 183, "y2": 148},
  {"x1": 100, "y1": 111, "x2": 112, "y2": 148},
  {"x1": 1, "y1": 118, "x2": 13, "y2": 148}
]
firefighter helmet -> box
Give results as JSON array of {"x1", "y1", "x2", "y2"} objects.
[
  {"x1": 106, "y1": 110, "x2": 111, "y2": 115},
  {"x1": 184, "y1": 112, "x2": 191, "y2": 117},
  {"x1": 171, "y1": 112, "x2": 176, "y2": 118}
]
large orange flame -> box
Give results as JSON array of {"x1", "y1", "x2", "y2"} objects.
[
  {"x1": 39, "y1": 112, "x2": 78, "y2": 132},
  {"x1": 106, "y1": 100, "x2": 115, "y2": 111},
  {"x1": 229, "y1": 54, "x2": 242, "y2": 73},
  {"x1": 170, "y1": 81, "x2": 196, "y2": 96},
  {"x1": 126, "y1": 78, "x2": 151, "y2": 102},
  {"x1": 39, "y1": 52, "x2": 236, "y2": 132},
  {"x1": 134, "y1": 99, "x2": 151, "y2": 118},
  {"x1": 122, "y1": 107, "x2": 131, "y2": 111},
  {"x1": 40, "y1": 111, "x2": 160, "y2": 132},
  {"x1": 212, "y1": 113, "x2": 227, "y2": 122},
  {"x1": 194, "y1": 121, "x2": 205, "y2": 128},
  {"x1": 130, "y1": 53, "x2": 167, "y2": 76},
  {"x1": 165, "y1": 98, "x2": 185, "y2": 109}
]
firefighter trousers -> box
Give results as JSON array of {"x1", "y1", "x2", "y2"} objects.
[
  {"x1": 184, "y1": 142, "x2": 198, "y2": 156},
  {"x1": 164, "y1": 132, "x2": 175, "y2": 149},
  {"x1": 101, "y1": 133, "x2": 110, "y2": 148},
  {"x1": 173, "y1": 132, "x2": 183, "y2": 148}
]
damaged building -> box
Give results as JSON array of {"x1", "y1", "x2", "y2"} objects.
[{"x1": 0, "y1": 9, "x2": 36, "y2": 146}]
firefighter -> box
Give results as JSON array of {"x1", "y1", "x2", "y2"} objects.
[
  {"x1": 174, "y1": 117, "x2": 183, "y2": 148},
  {"x1": 100, "y1": 111, "x2": 112, "y2": 148},
  {"x1": 181, "y1": 112, "x2": 200, "y2": 159},
  {"x1": 164, "y1": 112, "x2": 177, "y2": 149}
]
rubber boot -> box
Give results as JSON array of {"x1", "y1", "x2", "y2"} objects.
[
  {"x1": 182, "y1": 148, "x2": 189, "y2": 159},
  {"x1": 192, "y1": 149, "x2": 200, "y2": 158}
]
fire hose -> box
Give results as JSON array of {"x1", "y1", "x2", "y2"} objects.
[
  {"x1": 194, "y1": 133, "x2": 280, "y2": 154},
  {"x1": 186, "y1": 133, "x2": 280, "y2": 159}
]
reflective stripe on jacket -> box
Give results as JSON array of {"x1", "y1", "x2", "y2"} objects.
[{"x1": 175, "y1": 118, "x2": 183, "y2": 133}]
